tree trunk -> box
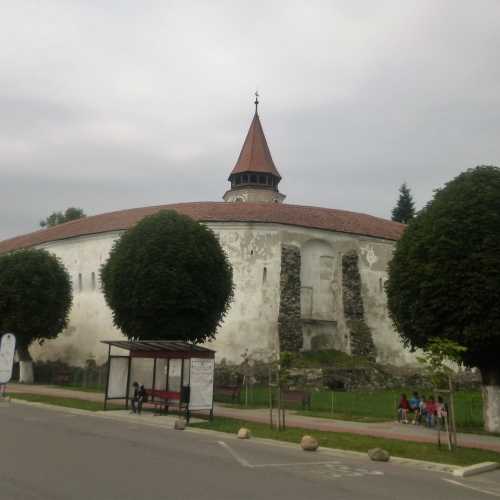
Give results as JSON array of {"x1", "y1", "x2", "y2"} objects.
[
  {"x1": 480, "y1": 366, "x2": 500, "y2": 433},
  {"x1": 17, "y1": 343, "x2": 34, "y2": 384}
]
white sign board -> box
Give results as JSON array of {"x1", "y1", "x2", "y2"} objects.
[
  {"x1": 0, "y1": 333, "x2": 16, "y2": 384},
  {"x1": 107, "y1": 357, "x2": 129, "y2": 398},
  {"x1": 188, "y1": 358, "x2": 214, "y2": 411}
]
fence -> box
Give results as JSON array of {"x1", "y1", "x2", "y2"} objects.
[
  {"x1": 214, "y1": 384, "x2": 484, "y2": 430},
  {"x1": 18, "y1": 360, "x2": 108, "y2": 392}
]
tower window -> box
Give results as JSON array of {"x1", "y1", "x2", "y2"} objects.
[
  {"x1": 91, "y1": 272, "x2": 96, "y2": 290},
  {"x1": 250, "y1": 174, "x2": 257, "y2": 183},
  {"x1": 235, "y1": 176, "x2": 241, "y2": 185},
  {"x1": 78, "y1": 273, "x2": 83, "y2": 292},
  {"x1": 259, "y1": 175, "x2": 265, "y2": 184},
  {"x1": 262, "y1": 266, "x2": 267, "y2": 284},
  {"x1": 242, "y1": 174, "x2": 248, "y2": 183}
]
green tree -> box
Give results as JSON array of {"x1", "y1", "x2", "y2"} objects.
[
  {"x1": 386, "y1": 166, "x2": 500, "y2": 432},
  {"x1": 101, "y1": 210, "x2": 233, "y2": 344},
  {"x1": 40, "y1": 207, "x2": 86, "y2": 228},
  {"x1": 391, "y1": 182, "x2": 415, "y2": 223},
  {"x1": 0, "y1": 249, "x2": 72, "y2": 383}
]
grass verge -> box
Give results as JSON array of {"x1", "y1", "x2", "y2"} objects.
[
  {"x1": 190, "y1": 416, "x2": 500, "y2": 467},
  {"x1": 9, "y1": 393, "x2": 118, "y2": 412}
]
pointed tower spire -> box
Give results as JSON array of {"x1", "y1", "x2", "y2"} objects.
[{"x1": 223, "y1": 94, "x2": 285, "y2": 204}]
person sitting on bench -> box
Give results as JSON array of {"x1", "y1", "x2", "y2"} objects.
[{"x1": 131, "y1": 381, "x2": 145, "y2": 415}]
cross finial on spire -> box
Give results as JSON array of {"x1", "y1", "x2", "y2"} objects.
[{"x1": 254, "y1": 90, "x2": 259, "y2": 114}]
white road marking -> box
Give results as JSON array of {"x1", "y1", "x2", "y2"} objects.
[
  {"x1": 216, "y1": 441, "x2": 385, "y2": 480},
  {"x1": 217, "y1": 441, "x2": 253, "y2": 468},
  {"x1": 442, "y1": 478, "x2": 500, "y2": 498},
  {"x1": 252, "y1": 461, "x2": 342, "y2": 468}
]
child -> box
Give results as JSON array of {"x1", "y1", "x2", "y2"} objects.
[
  {"x1": 418, "y1": 395, "x2": 427, "y2": 425},
  {"x1": 425, "y1": 396, "x2": 437, "y2": 427},
  {"x1": 398, "y1": 394, "x2": 410, "y2": 424},
  {"x1": 409, "y1": 392, "x2": 421, "y2": 424},
  {"x1": 437, "y1": 396, "x2": 449, "y2": 429}
]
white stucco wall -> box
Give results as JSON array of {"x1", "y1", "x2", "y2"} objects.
[{"x1": 29, "y1": 221, "x2": 415, "y2": 367}]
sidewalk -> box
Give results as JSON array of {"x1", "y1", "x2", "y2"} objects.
[{"x1": 8, "y1": 383, "x2": 500, "y2": 453}]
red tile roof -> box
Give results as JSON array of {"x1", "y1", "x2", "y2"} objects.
[
  {"x1": 0, "y1": 202, "x2": 405, "y2": 254},
  {"x1": 229, "y1": 112, "x2": 281, "y2": 179}
]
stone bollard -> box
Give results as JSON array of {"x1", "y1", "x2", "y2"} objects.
[
  {"x1": 368, "y1": 448, "x2": 390, "y2": 462},
  {"x1": 237, "y1": 427, "x2": 251, "y2": 439},
  {"x1": 174, "y1": 419, "x2": 187, "y2": 430},
  {"x1": 300, "y1": 435, "x2": 319, "y2": 451}
]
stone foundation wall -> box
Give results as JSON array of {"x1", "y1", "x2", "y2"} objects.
[
  {"x1": 278, "y1": 244, "x2": 302, "y2": 352},
  {"x1": 342, "y1": 251, "x2": 376, "y2": 360}
]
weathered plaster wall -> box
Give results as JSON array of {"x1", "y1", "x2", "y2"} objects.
[
  {"x1": 31, "y1": 232, "x2": 124, "y2": 365},
  {"x1": 30, "y1": 221, "x2": 416, "y2": 367}
]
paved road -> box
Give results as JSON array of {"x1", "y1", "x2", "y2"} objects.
[
  {"x1": 2, "y1": 402, "x2": 500, "y2": 499},
  {"x1": 9, "y1": 383, "x2": 500, "y2": 453}
]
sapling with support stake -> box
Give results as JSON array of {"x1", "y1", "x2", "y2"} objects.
[{"x1": 417, "y1": 338, "x2": 465, "y2": 451}]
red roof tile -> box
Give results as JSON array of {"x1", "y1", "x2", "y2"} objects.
[
  {"x1": 229, "y1": 112, "x2": 281, "y2": 178},
  {"x1": 0, "y1": 202, "x2": 405, "y2": 254}
]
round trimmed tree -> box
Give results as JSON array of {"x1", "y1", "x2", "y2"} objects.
[
  {"x1": 100, "y1": 210, "x2": 233, "y2": 344},
  {"x1": 0, "y1": 249, "x2": 72, "y2": 383},
  {"x1": 386, "y1": 166, "x2": 500, "y2": 432}
]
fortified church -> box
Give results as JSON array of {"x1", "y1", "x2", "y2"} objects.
[{"x1": 0, "y1": 98, "x2": 408, "y2": 367}]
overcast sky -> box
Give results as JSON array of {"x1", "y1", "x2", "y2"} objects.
[{"x1": 1, "y1": 1, "x2": 499, "y2": 240}]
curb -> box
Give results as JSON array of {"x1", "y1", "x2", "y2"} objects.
[{"x1": 452, "y1": 461, "x2": 499, "y2": 478}]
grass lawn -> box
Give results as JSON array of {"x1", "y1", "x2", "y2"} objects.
[
  {"x1": 191, "y1": 416, "x2": 500, "y2": 467},
  {"x1": 9, "y1": 393, "x2": 119, "y2": 411}
]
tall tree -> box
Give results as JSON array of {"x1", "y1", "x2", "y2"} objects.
[
  {"x1": 40, "y1": 207, "x2": 86, "y2": 228},
  {"x1": 0, "y1": 249, "x2": 72, "y2": 383},
  {"x1": 386, "y1": 166, "x2": 500, "y2": 432},
  {"x1": 391, "y1": 183, "x2": 415, "y2": 223},
  {"x1": 101, "y1": 210, "x2": 233, "y2": 343}
]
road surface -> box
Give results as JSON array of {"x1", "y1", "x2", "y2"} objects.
[{"x1": 1, "y1": 402, "x2": 499, "y2": 499}]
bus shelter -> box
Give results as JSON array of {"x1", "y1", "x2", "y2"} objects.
[{"x1": 102, "y1": 340, "x2": 215, "y2": 420}]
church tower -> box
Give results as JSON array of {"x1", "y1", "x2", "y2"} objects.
[{"x1": 223, "y1": 94, "x2": 286, "y2": 203}]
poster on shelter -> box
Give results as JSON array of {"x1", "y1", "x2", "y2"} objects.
[
  {"x1": 107, "y1": 357, "x2": 129, "y2": 398},
  {"x1": 0, "y1": 333, "x2": 16, "y2": 384},
  {"x1": 188, "y1": 358, "x2": 214, "y2": 411}
]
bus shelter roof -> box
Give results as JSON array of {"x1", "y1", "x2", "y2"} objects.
[{"x1": 101, "y1": 340, "x2": 215, "y2": 359}]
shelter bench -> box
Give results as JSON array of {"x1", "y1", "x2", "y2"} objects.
[{"x1": 145, "y1": 389, "x2": 182, "y2": 416}]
